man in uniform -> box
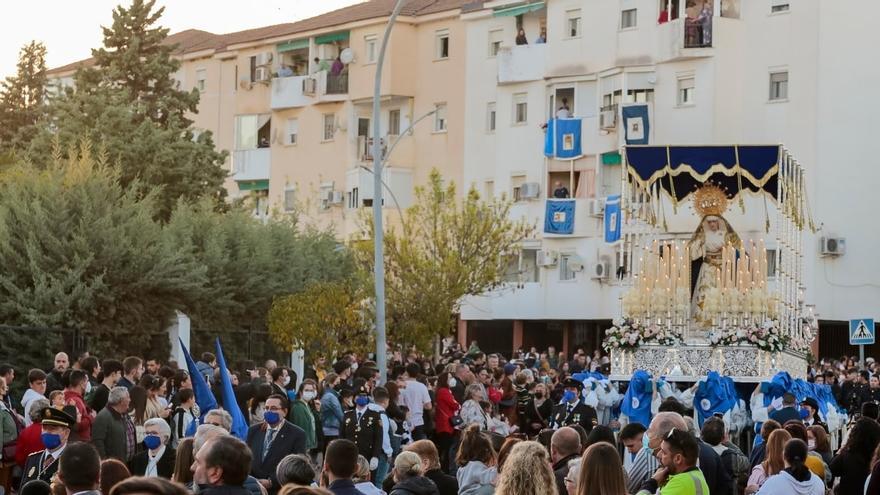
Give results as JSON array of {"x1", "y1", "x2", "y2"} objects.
[
  {"x1": 549, "y1": 377, "x2": 598, "y2": 432},
  {"x1": 20, "y1": 406, "x2": 76, "y2": 489},
  {"x1": 342, "y1": 386, "x2": 383, "y2": 476}
]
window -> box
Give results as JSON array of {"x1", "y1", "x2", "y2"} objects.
[
  {"x1": 559, "y1": 254, "x2": 576, "y2": 281},
  {"x1": 484, "y1": 180, "x2": 494, "y2": 199},
  {"x1": 521, "y1": 249, "x2": 539, "y2": 283},
  {"x1": 511, "y1": 175, "x2": 526, "y2": 202},
  {"x1": 249, "y1": 56, "x2": 257, "y2": 82},
  {"x1": 488, "y1": 29, "x2": 503, "y2": 56},
  {"x1": 513, "y1": 93, "x2": 528, "y2": 124},
  {"x1": 285, "y1": 118, "x2": 298, "y2": 145},
  {"x1": 365, "y1": 35, "x2": 378, "y2": 63},
  {"x1": 388, "y1": 109, "x2": 401, "y2": 136},
  {"x1": 196, "y1": 69, "x2": 206, "y2": 92},
  {"x1": 322, "y1": 113, "x2": 336, "y2": 141},
  {"x1": 627, "y1": 89, "x2": 655, "y2": 103},
  {"x1": 620, "y1": 9, "x2": 638, "y2": 29},
  {"x1": 566, "y1": 9, "x2": 582, "y2": 38},
  {"x1": 348, "y1": 187, "x2": 359, "y2": 209},
  {"x1": 435, "y1": 29, "x2": 450, "y2": 59},
  {"x1": 433, "y1": 104, "x2": 447, "y2": 132},
  {"x1": 677, "y1": 76, "x2": 695, "y2": 106},
  {"x1": 771, "y1": 1, "x2": 790, "y2": 13},
  {"x1": 769, "y1": 71, "x2": 788, "y2": 100},
  {"x1": 487, "y1": 102, "x2": 496, "y2": 132},
  {"x1": 602, "y1": 90, "x2": 623, "y2": 108},
  {"x1": 252, "y1": 190, "x2": 269, "y2": 218},
  {"x1": 234, "y1": 114, "x2": 271, "y2": 150},
  {"x1": 283, "y1": 187, "x2": 296, "y2": 212}
]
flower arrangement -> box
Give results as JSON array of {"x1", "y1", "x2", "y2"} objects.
[
  {"x1": 707, "y1": 320, "x2": 789, "y2": 353},
  {"x1": 603, "y1": 318, "x2": 684, "y2": 352}
]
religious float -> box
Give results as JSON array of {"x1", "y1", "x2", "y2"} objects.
[{"x1": 606, "y1": 145, "x2": 817, "y2": 382}]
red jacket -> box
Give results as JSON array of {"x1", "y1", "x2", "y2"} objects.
[
  {"x1": 434, "y1": 387, "x2": 460, "y2": 435},
  {"x1": 63, "y1": 390, "x2": 93, "y2": 442},
  {"x1": 15, "y1": 421, "x2": 44, "y2": 467}
]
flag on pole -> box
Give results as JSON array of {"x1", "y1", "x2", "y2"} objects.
[
  {"x1": 215, "y1": 338, "x2": 249, "y2": 440},
  {"x1": 604, "y1": 195, "x2": 621, "y2": 243},
  {"x1": 544, "y1": 118, "x2": 583, "y2": 159},
  {"x1": 180, "y1": 338, "x2": 217, "y2": 436},
  {"x1": 621, "y1": 103, "x2": 651, "y2": 145}
]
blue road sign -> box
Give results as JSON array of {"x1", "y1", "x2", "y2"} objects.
[{"x1": 850, "y1": 319, "x2": 876, "y2": 346}]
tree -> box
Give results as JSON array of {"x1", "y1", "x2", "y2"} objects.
[
  {"x1": 267, "y1": 280, "x2": 373, "y2": 362},
  {"x1": 21, "y1": 0, "x2": 227, "y2": 220},
  {"x1": 357, "y1": 170, "x2": 534, "y2": 351},
  {"x1": 0, "y1": 41, "x2": 47, "y2": 150}
]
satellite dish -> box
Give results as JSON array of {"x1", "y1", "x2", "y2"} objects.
[{"x1": 340, "y1": 48, "x2": 354, "y2": 64}]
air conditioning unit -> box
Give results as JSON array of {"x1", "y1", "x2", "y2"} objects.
[
  {"x1": 302, "y1": 77, "x2": 317, "y2": 95},
  {"x1": 589, "y1": 198, "x2": 606, "y2": 217},
  {"x1": 537, "y1": 250, "x2": 558, "y2": 267},
  {"x1": 591, "y1": 261, "x2": 611, "y2": 280},
  {"x1": 255, "y1": 52, "x2": 273, "y2": 67},
  {"x1": 521, "y1": 182, "x2": 541, "y2": 199},
  {"x1": 600, "y1": 110, "x2": 617, "y2": 130},
  {"x1": 819, "y1": 237, "x2": 846, "y2": 256},
  {"x1": 255, "y1": 67, "x2": 271, "y2": 83},
  {"x1": 330, "y1": 191, "x2": 344, "y2": 204}
]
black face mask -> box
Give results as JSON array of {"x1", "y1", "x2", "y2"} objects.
[{"x1": 535, "y1": 392, "x2": 544, "y2": 399}]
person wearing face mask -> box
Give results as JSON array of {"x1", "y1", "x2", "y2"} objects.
[
  {"x1": 245, "y1": 394, "x2": 306, "y2": 495},
  {"x1": 19, "y1": 406, "x2": 75, "y2": 489},
  {"x1": 62, "y1": 370, "x2": 95, "y2": 442},
  {"x1": 342, "y1": 386, "x2": 383, "y2": 480},
  {"x1": 523, "y1": 382, "x2": 553, "y2": 437},
  {"x1": 549, "y1": 378, "x2": 598, "y2": 432},
  {"x1": 289, "y1": 379, "x2": 318, "y2": 455},
  {"x1": 130, "y1": 417, "x2": 176, "y2": 478},
  {"x1": 433, "y1": 372, "x2": 461, "y2": 474},
  {"x1": 270, "y1": 367, "x2": 292, "y2": 398}
]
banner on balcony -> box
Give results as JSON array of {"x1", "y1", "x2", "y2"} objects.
[
  {"x1": 544, "y1": 199, "x2": 575, "y2": 235},
  {"x1": 604, "y1": 194, "x2": 621, "y2": 243},
  {"x1": 544, "y1": 118, "x2": 583, "y2": 160},
  {"x1": 621, "y1": 103, "x2": 651, "y2": 145}
]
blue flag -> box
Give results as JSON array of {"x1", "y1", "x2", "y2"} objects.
[
  {"x1": 544, "y1": 118, "x2": 583, "y2": 159},
  {"x1": 622, "y1": 103, "x2": 650, "y2": 145},
  {"x1": 180, "y1": 339, "x2": 217, "y2": 436},
  {"x1": 215, "y1": 338, "x2": 249, "y2": 440},
  {"x1": 544, "y1": 200, "x2": 575, "y2": 234},
  {"x1": 621, "y1": 370, "x2": 652, "y2": 427},
  {"x1": 604, "y1": 195, "x2": 621, "y2": 243}
]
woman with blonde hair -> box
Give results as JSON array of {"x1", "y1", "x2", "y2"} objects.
[
  {"x1": 746, "y1": 428, "x2": 792, "y2": 494},
  {"x1": 389, "y1": 451, "x2": 439, "y2": 495},
  {"x1": 495, "y1": 441, "x2": 557, "y2": 495},
  {"x1": 575, "y1": 442, "x2": 626, "y2": 495}
]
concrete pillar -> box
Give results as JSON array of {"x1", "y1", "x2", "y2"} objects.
[
  {"x1": 167, "y1": 311, "x2": 191, "y2": 364},
  {"x1": 457, "y1": 318, "x2": 468, "y2": 349},
  {"x1": 513, "y1": 320, "x2": 524, "y2": 353},
  {"x1": 289, "y1": 349, "x2": 305, "y2": 389}
]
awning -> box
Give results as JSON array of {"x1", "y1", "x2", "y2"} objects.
[
  {"x1": 602, "y1": 151, "x2": 622, "y2": 165},
  {"x1": 237, "y1": 180, "x2": 269, "y2": 191},
  {"x1": 493, "y1": 1, "x2": 545, "y2": 17},
  {"x1": 277, "y1": 39, "x2": 308, "y2": 52},
  {"x1": 315, "y1": 32, "x2": 350, "y2": 45}
]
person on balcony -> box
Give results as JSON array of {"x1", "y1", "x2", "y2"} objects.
[
  {"x1": 553, "y1": 182, "x2": 570, "y2": 199},
  {"x1": 276, "y1": 65, "x2": 293, "y2": 78},
  {"x1": 535, "y1": 28, "x2": 546, "y2": 44},
  {"x1": 696, "y1": 1, "x2": 713, "y2": 45},
  {"x1": 556, "y1": 98, "x2": 571, "y2": 119},
  {"x1": 331, "y1": 55, "x2": 344, "y2": 76},
  {"x1": 515, "y1": 28, "x2": 528, "y2": 45},
  {"x1": 312, "y1": 57, "x2": 329, "y2": 73},
  {"x1": 658, "y1": 5, "x2": 670, "y2": 24}
]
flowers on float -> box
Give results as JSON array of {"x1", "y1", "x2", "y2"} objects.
[{"x1": 603, "y1": 318, "x2": 683, "y2": 352}]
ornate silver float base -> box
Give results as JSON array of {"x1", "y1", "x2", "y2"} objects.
[{"x1": 610, "y1": 344, "x2": 807, "y2": 382}]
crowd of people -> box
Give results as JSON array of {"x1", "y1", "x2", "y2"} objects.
[{"x1": 0, "y1": 342, "x2": 879, "y2": 495}]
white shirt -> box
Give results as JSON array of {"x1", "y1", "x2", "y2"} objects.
[
  {"x1": 400, "y1": 379, "x2": 431, "y2": 428},
  {"x1": 556, "y1": 107, "x2": 571, "y2": 119},
  {"x1": 21, "y1": 389, "x2": 45, "y2": 426},
  {"x1": 145, "y1": 445, "x2": 166, "y2": 477}
]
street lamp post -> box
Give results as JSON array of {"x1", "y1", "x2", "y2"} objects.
[{"x1": 373, "y1": 0, "x2": 407, "y2": 384}]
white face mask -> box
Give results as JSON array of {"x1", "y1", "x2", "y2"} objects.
[
  {"x1": 302, "y1": 391, "x2": 317, "y2": 401},
  {"x1": 85, "y1": 381, "x2": 92, "y2": 395},
  {"x1": 448, "y1": 378, "x2": 457, "y2": 388},
  {"x1": 282, "y1": 376, "x2": 291, "y2": 387},
  {"x1": 808, "y1": 439, "x2": 816, "y2": 450},
  {"x1": 351, "y1": 362, "x2": 359, "y2": 371}
]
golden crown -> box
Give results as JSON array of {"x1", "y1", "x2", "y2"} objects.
[{"x1": 692, "y1": 183, "x2": 729, "y2": 217}]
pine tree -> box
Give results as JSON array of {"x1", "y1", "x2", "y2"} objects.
[{"x1": 0, "y1": 41, "x2": 48, "y2": 149}]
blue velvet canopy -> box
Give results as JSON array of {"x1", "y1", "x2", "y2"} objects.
[{"x1": 624, "y1": 145, "x2": 780, "y2": 201}]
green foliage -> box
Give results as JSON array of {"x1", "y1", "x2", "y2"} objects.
[
  {"x1": 0, "y1": 41, "x2": 47, "y2": 149},
  {"x1": 356, "y1": 169, "x2": 534, "y2": 351}
]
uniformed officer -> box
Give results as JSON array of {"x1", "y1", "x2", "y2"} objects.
[
  {"x1": 549, "y1": 377, "x2": 598, "y2": 433},
  {"x1": 342, "y1": 385, "x2": 383, "y2": 473},
  {"x1": 20, "y1": 406, "x2": 76, "y2": 490}
]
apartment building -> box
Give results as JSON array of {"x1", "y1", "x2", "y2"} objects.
[
  {"x1": 458, "y1": 0, "x2": 880, "y2": 357},
  {"x1": 47, "y1": 0, "x2": 470, "y2": 236}
]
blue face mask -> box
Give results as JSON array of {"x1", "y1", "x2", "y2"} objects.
[
  {"x1": 355, "y1": 396, "x2": 370, "y2": 407},
  {"x1": 263, "y1": 411, "x2": 281, "y2": 425},
  {"x1": 143, "y1": 434, "x2": 162, "y2": 450},
  {"x1": 562, "y1": 390, "x2": 576, "y2": 403},
  {"x1": 799, "y1": 407, "x2": 810, "y2": 420},
  {"x1": 41, "y1": 432, "x2": 62, "y2": 450}
]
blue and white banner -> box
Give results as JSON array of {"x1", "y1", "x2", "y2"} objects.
[
  {"x1": 621, "y1": 103, "x2": 651, "y2": 145},
  {"x1": 604, "y1": 195, "x2": 621, "y2": 243},
  {"x1": 544, "y1": 118, "x2": 583, "y2": 159},
  {"x1": 544, "y1": 199, "x2": 575, "y2": 234}
]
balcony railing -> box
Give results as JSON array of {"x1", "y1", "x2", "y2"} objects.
[
  {"x1": 326, "y1": 73, "x2": 348, "y2": 95},
  {"x1": 357, "y1": 136, "x2": 386, "y2": 162},
  {"x1": 270, "y1": 75, "x2": 312, "y2": 110},
  {"x1": 232, "y1": 148, "x2": 270, "y2": 182},
  {"x1": 497, "y1": 44, "x2": 546, "y2": 84},
  {"x1": 684, "y1": 17, "x2": 713, "y2": 48}
]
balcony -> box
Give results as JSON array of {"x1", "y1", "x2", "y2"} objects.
[
  {"x1": 232, "y1": 148, "x2": 270, "y2": 182},
  {"x1": 326, "y1": 73, "x2": 348, "y2": 95},
  {"x1": 656, "y1": 17, "x2": 718, "y2": 62},
  {"x1": 357, "y1": 136, "x2": 387, "y2": 163},
  {"x1": 497, "y1": 44, "x2": 546, "y2": 84},
  {"x1": 345, "y1": 166, "x2": 413, "y2": 209},
  {"x1": 270, "y1": 76, "x2": 313, "y2": 110},
  {"x1": 542, "y1": 198, "x2": 601, "y2": 239}
]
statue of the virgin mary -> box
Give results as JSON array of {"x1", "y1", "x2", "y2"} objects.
[{"x1": 688, "y1": 184, "x2": 742, "y2": 328}]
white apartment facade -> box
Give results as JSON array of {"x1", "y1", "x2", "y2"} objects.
[{"x1": 458, "y1": 0, "x2": 880, "y2": 358}]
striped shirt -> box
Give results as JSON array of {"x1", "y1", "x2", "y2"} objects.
[{"x1": 627, "y1": 446, "x2": 660, "y2": 495}]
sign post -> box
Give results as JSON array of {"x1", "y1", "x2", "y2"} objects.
[{"x1": 850, "y1": 318, "x2": 876, "y2": 369}]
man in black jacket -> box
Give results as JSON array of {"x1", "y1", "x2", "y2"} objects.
[
  {"x1": 550, "y1": 427, "x2": 582, "y2": 495},
  {"x1": 193, "y1": 436, "x2": 253, "y2": 495},
  {"x1": 246, "y1": 394, "x2": 306, "y2": 495}
]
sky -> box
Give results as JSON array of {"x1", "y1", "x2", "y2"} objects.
[{"x1": 2, "y1": 0, "x2": 364, "y2": 79}]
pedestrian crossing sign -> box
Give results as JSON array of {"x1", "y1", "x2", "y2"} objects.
[{"x1": 850, "y1": 318, "x2": 875, "y2": 345}]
